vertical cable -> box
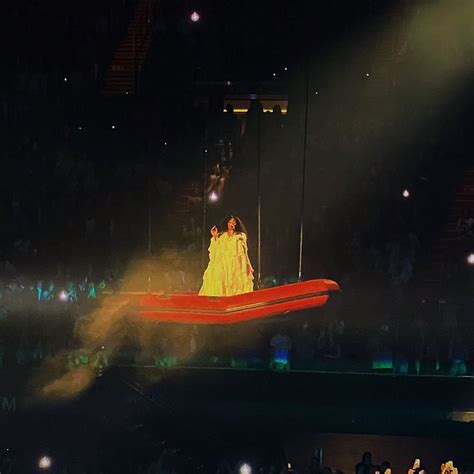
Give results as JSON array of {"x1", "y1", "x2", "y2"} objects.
[
  {"x1": 257, "y1": 107, "x2": 262, "y2": 288},
  {"x1": 147, "y1": 180, "x2": 152, "y2": 292},
  {"x1": 298, "y1": 58, "x2": 310, "y2": 281},
  {"x1": 201, "y1": 126, "x2": 208, "y2": 271}
]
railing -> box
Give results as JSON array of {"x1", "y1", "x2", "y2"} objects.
[{"x1": 132, "y1": 0, "x2": 154, "y2": 92}]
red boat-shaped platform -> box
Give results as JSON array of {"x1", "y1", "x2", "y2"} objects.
[{"x1": 138, "y1": 279, "x2": 340, "y2": 324}]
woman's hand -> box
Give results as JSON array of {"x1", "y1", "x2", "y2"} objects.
[
  {"x1": 210, "y1": 226, "x2": 218, "y2": 239},
  {"x1": 247, "y1": 263, "x2": 254, "y2": 276}
]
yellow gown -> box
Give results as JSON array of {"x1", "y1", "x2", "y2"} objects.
[{"x1": 199, "y1": 232, "x2": 254, "y2": 296}]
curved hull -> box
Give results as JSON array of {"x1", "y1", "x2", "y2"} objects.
[{"x1": 138, "y1": 279, "x2": 340, "y2": 324}]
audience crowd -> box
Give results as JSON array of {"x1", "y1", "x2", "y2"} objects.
[
  {"x1": 1, "y1": 98, "x2": 473, "y2": 378},
  {"x1": 0, "y1": 444, "x2": 467, "y2": 474},
  {"x1": 1, "y1": 118, "x2": 473, "y2": 378}
]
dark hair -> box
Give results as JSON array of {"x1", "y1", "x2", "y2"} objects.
[{"x1": 219, "y1": 215, "x2": 248, "y2": 236}]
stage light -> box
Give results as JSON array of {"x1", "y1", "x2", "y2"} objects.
[
  {"x1": 209, "y1": 191, "x2": 218, "y2": 202},
  {"x1": 467, "y1": 253, "x2": 474, "y2": 265},
  {"x1": 59, "y1": 290, "x2": 68, "y2": 302},
  {"x1": 63, "y1": 77, "x2": 68, "y2": 82},
  {"x1": 38, "y1": 456, "x2": 52, "y2": 470},
  {"x1": 226, "y1": 80, "x2": 231, "y2": 85},
  {"x1": 190, "y1": 11, "x2": 200, "y2": 22},
  {"x1": 223, "y1": 107, "x2": 288, "y2": 114},
  {"x1": 204, "y1": 149, "x2": 208, "y2": 153},
  {"x1": 402, "y1": 189, "x2": 410, "y2": 198},
  {"x1": 239, "y1": 463, "x2": 251, "y2": 474},
  {"x1": 284, "y1": 66, "x2": 288, "y2": 71},
  {"x1": 272, "y1": 72, "x2": 277, "y2": 77},
  {"x1": 111, "y1": 125, "x2": 116, "y2": 130}
]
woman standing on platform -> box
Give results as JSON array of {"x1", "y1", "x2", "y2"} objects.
[{"x1": 199, "y1": 215, "x2": 254, "y2": 296}]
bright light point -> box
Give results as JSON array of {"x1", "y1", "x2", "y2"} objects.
[
  {"x1": 38, "y1": 456, "x2": 52, "y2": 470},
  {"x1": 366, "y1": 72, "x2": 370, "y2": 77},
  {"x1": 272, "y1": 72, "x2": 276, "y2": 77},
  {"x1": 63, "y1": 77, "x2": 68, "y2": 82},
  {"x1": 78, "y1": 126, "x2": 82, "y2": 131},
  {"x1": 314, "y1": 91, "x2": 319, "y2": 95},
  {"x1": 402, "y1": 189, "x2": 410, "y2": 198},
  {"x1": 190, "y1": 11, "x2": 200, "y2": 22},
  {"x1": 240, "y1": 463, "x2": 252, "y2": 474},
  {"x1": 467, "y1": 253, "x2": 474, "y2": 265},
  {"x1": 164, "y1": 142, "x2": 167, "y2": 146},
  {"x1": 125, "y1": 92, "x2": 129, "y2": 95},
  {"x1": 111, "y1": 125, "x2": 116, "y2": 130},
  {"x1": 59, "y1": 290, "x2": 68, "y2": 302},
  {"x1": 209, "y1": 191, "x2": 218, "y2": 202},
  {"x1": 204, "y1": 149, "x2": 208, "y2": 153},
  {"x1": 284, "y1": 67, "x2": 288, "y2": 71},
  {"x1": 226, "y1": 80, "x2": 231, "y2": 85}
]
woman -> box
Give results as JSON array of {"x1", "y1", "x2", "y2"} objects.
[{"x1": 199, "y1": 215, "x2": 254, "y2": 296}]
